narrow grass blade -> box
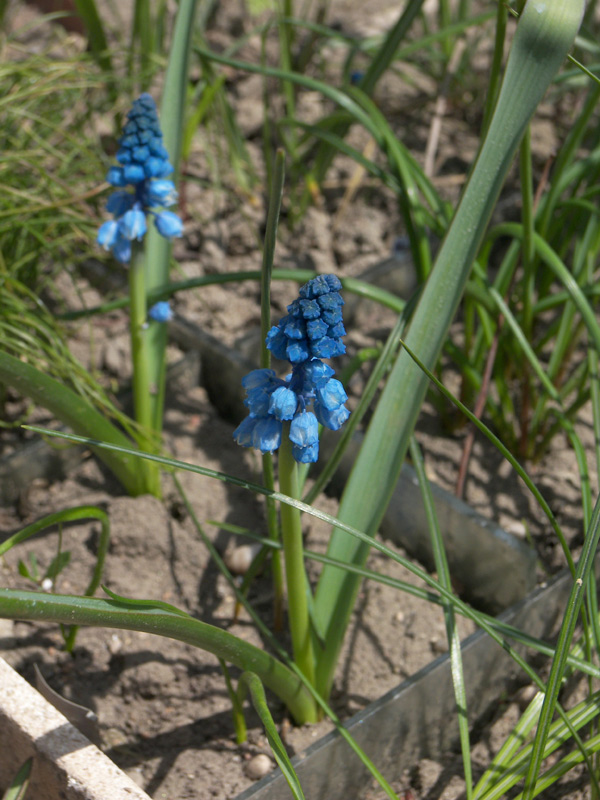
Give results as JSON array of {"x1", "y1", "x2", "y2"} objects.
[
  {"x1": 20, "y1": 425, "x2": 583, "y2": 689},
  {"x1": 58, "y1": 269, "x2": 405, "y2": 320},
  {"x1": 522, "y1": 493, "x2": 600, "y2": 798},
  {"x1": 1, "y1": 759, "x2": 32, "y2": 800},
  {"x1": 239, "y1": 672, "x2": 306, "y2": 800},
  {"x1": 0, "y1": 588, "x2": 315, "y2": 724},
  {"x1": 0, "y1": 505, "x2": 111, "y2": 651},
  {"x1": 0, "y1": 352, "x2": 149, "y2": 495},
  {"x1": 410, "y1": 438, "x2": 472, "y2": 798},
  {"x1": 476, "y1": 691, "x2": 600, "y2": 799},
  {"x1": 473, "y1": 692, "x2": 544, "y2": 799},
  {"x1": 72, "y1": 0, "x2": 112, "y2": 74}
]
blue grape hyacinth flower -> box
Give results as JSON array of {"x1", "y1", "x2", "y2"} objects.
[
  {"x1": 148, "y1": 301, "x2": 172, "y2": 323},
  {"x1": 233, "y1": 275, "x2": 350, "y2": 463},
  {"x1": 97, "y1": 94, "x2": 183, "y2": 264}
]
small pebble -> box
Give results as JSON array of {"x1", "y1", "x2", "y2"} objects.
[
  {"x1": 430, "y1": 637, "x2": 448, "y2": 654},
  {"x1": 125, "y1": 767, "x2": 145, "y2": 788},
  {"x1": 225, "y1": 543, "x2": 262, "y2": 575},
  {"x1": 517, "y1": 684, "x2": 538, "y2": 710},
  {"x1": 245, "y1": 754, "x2": 273, "y2": 780}
]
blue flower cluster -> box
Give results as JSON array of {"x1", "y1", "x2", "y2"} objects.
[
  {"x1": 233, "y1": 275, "x2": 350, "y2": 463},
  {"x1": 97, "y1": 94, "x2": 183, "y2": 264}
]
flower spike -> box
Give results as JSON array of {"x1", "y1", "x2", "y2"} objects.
[
  {"x1": 233, "y1": 275, "x2": 350, "y2": 463},
  {"x1": 97, "y1": 94, "x2": 183, "y2": 264}
]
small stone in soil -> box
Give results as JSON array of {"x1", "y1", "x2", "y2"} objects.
[
  {"x1": 245, "y1": 754, "x2": 273, "y2": 780},
  {"x1": 517, "y1": 683, "x2": 538, "y2": 710}
]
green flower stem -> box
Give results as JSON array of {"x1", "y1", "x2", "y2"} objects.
[
  {"x1": 128, "y1": 240, "x2": 160, "y2": 496},
  {"x1": 220, "y1": 658, "x2": 247, "y2": 744},
  {"x1": 263, "y1": 452, "x2": 285, "y2": 630},
  {"x1": 0, "y1": 588, "x2": 316, "y2": 725},
  {"x1": 278, "y1": 430, "x2": 316, "y2": 697}
]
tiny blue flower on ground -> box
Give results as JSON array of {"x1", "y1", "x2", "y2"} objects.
[
  {"x1": 148, "y1": 301, "x2": 172, "y2": 322},
  {"x1": 233, "y1": 275, "x2": 350, "y2": 463},
  {"x1": 97, "y1": 94, "x2": 183, "y2": 264}
]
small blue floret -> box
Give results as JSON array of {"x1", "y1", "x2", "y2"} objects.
[
  {"x1": 97, "y1": 220, "x2": 119, "y2": 250},
  {"x1": 155, "y1": 210, "x2": 183, "y2": 238},
  {"x1": 269, "y1": 387, "x2": 298, "y2": 420},
  {"x1": 148, "y1": 301, "x2": 172, "y2": 323}
]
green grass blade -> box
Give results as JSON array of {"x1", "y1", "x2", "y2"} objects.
[
  {"x1": 473, "y1": 693, "x2": 544, "y2": 799},
  {"x1": 0, "y1": 505, "x2": 111, "y2": 651},
  {"x1": 58, "y1": 269, "x2": 405, "y2": 320},
  {"x1": 410, "y1": 437, "x2": 472, "y2": 798},
  {"x1": 306, "y1": 0, "x2": 425, "y2": 191},
  {"x1": 522, "y1": 494, "x2": 600, "y2": 798},
  {"x1": 476, "y1": 691, "x2": 600, "y2": 799},
  {"x1": 240, "y1": 672, "x2": 306, "y2": 800},
  {"x1": 1, "y1": 759, "x2": 32, "y2": 800},
  {"x1": 0, "y1": 588, "x2": 315, "y2": 724},
  {"x1": 513, "y1": 732, "x2": 600, "y2": 800},
  {"x1": 0, "y1": 352, "x2": 149, "y2": 495},
  {"x1": 260, "y1": 149, "x2": 286, "y2": 628},
  {"x1": 19, "y1": 425, "x2": 575, "y2": 684},
  {"x1": 71, "y1": 0, "x2": 112, "y2": 74}
]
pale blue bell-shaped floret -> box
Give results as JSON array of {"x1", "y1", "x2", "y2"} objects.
[
  {"x1": 118, "y1": 207, "x2": 147, "y2": 240},
  {"x1": 292, "y1": 441, "x2": 319, "y2": 463},
  {"x1": 155, "y1": 210, "x2": 183, "y2": 238},
  {"x1": 286, "y1": 338, "x2": 310, "y2": 364},
  {"x1": 252, "y1": 417, "x2": 282, "y2": 453},
  {"x1": 269, "y1": 386, "x2": 298, "y2": 420},
  {"x1": 265, "y1": 326, "x2": 289, "y2": 361},
  {"x1": 112, "y1": 236, "x2": 132, "y2": 264},
  {"x1": 232, "y1": 415, "x2": 258, "y2": 447},
  {"x1": 146, "y1": 180, "x2": 178, "y2": 207},
  {"x1": 148, "y1": 301, "x2": 172, "y2": 323},
  {"x1": 245, "y1": 385, "x2": 274, "y2": 416},
  {"x1": 315, "y1": 402, "x2": 350, "y2": 431},
  {"x1": 242, "y1": 369, "x2": 276, "y2": 390},
  {"x1": 316, "y1": 378, "x2": 348, "y2": 411},
  {"x1": 97, "y1": 220, "x2": 119, "y2": 250},
  {"x1": 289, "y1": 411, "x2": 319, "y2": 448}
]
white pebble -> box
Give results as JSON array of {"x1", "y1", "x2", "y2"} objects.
[
  {"x1": 225, "y1": 543, "x2": 262, "y2": 575},
  {"x1": 245, "y1": 754, "x2": 273, "y2": 780}
]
